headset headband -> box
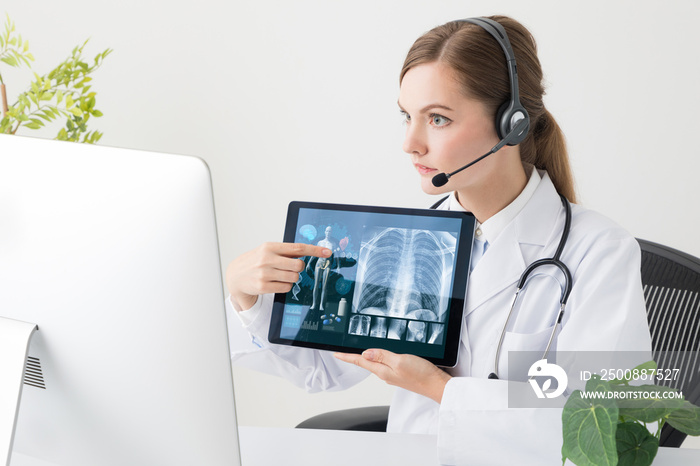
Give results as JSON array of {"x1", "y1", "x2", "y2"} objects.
[
  {"x1": 460, "y1": 18, "x2": 520, "y2": 106},
  {"x1": 459, "y1": 17, "x2": 529, "y2": 144}
]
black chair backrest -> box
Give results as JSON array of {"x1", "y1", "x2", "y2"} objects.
[{"x1": 638, "y1": 238, "x2": 700, "y2": 447}]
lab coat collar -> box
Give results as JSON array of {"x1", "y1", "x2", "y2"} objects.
[
  {"x1": 514, "y1": 170, "x2": 566, "y2": 248},
  {"x1": 464, "y1": 171, "x2": 565, "y2": 316}
]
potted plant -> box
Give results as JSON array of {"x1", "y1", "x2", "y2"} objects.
[
  {"x1": 0, "y1": 14, "x2": 110, "y2": 143},
  {"x1": 562, "y1": 361, "x2": 700, "y2": 465}
]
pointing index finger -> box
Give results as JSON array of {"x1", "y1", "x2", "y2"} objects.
[{"x1": 278, "y1": 242, "x2": 332, "y2": 258}]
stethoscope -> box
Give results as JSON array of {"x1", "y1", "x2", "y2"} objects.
[
  {"x1": 430, "y1": 193, "x2": 572, "y2": 379},
  {"x1": 488, "y1": 193, "x2": 572, "y2": 379}
]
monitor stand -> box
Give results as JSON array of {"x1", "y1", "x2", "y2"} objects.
[{"x1": 0, "y1": 317, "x2": 38, "y2": 466}]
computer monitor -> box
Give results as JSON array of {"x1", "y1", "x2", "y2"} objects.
[{"x1": 0, "y1": 135, "x2": 241, "y2": 466}]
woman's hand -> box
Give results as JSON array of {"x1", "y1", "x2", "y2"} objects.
[
  {"x1": 334, "y1": 349, "x2": 452, "y2": 403},
  {"x1": 226, "y1": 242, "x2": 331, "y2": 311}
]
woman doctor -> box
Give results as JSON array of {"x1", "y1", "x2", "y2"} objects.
[{"x1": 225, "y1": 16, "x2": 652, "y2": 464}]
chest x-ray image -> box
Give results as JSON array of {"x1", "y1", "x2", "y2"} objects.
[{"x1": 351, "y1": 227, "x2": 457, "y2": 328}]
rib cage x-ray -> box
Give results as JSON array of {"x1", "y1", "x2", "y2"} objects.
[{"x1": 352, "y1": 227, "x2": 456, "y2": 323}]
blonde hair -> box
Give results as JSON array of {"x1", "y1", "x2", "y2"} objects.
[{"x1": 400, "y1": 16, "x2": 577, "y2": 202}]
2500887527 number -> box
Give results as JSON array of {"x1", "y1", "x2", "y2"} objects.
[{"x1": 596, "y1": 368, "x2": 681, "y2": 382}]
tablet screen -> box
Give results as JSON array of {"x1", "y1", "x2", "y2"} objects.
[{"x1": 268, "y1": 201, "x2": 475, "y2": 367}]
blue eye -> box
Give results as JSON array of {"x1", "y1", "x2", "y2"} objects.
[
  {"x1": 430, "y1": 114, "x2": 450, "y2": 127},
  {"x1": 400, "y1": 110, "x2": 411, "y2": 123}
]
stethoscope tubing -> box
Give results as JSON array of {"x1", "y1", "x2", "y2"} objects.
[{"x1": 488, "y1": 194, "x2": 572, "y2": 380}]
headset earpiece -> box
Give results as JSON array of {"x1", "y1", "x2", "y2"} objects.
[
  {"x1": 462, "y1": 17, "x2": 530, "y2": 146},
  {"x1": 496, "y1": 101, "x2": 529, "y2": 145},
  {"x1": 495, "y1": 101, "x2": 511, "y2": 140}
]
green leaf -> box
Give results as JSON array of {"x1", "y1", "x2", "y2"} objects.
[
  {"x1": 615, "y1": 422, "x2": 658, "y2": 466},
  {"x1": 92, "y1": 109, "x2": 103, "y2": 117},
  {"x1": 562, "y1": 377, "x2": 619, "y2": 466},
  {"x1": 1, "y1": 56, "x2": 18, "y2": 67},
  {"x1": 666, "y1": 400, "x2": 700, "y2": 436},
  {"x1": 615, "y1": 385, "x2": 684, "y2": 423},
  {"x1": 24, "y1": 122, "x2": 42, "y2": 130},
  {"x1": 68, "y1": 107, "x2": 83, "y2": 117}
]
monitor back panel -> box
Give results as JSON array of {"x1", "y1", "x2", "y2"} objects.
[{"x1": 0, "y1": 135, "x2": 241, "y2": 466}]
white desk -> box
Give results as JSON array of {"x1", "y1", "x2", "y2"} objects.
[
  {"x1": 239, "y1": 427, "x2": 700, "y2": 466},
  {"x1": 10, "y1": 427, "x2": 700, "y2": 465},
  {"x1": 239, "y1": 427, "x2": 437, "y2": 465}
]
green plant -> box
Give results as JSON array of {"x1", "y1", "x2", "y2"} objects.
[
  {"x1": 0, "y1": 14, "x2": 111, "y2": 143},
  {"x1": 562, "y1": 361, "x2": 700, "y2": 466}
]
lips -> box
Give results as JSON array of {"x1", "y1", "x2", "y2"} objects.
[{"x1": 414, "y1": 163, "x2": 437, "y2": 175}]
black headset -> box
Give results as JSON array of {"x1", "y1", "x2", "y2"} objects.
[
  {"x1": 460, "y1": 17, "x2": 530, "y2": 145},
  {"x1": 431, "y1": 18, "x2": 531, "y2": 187}
]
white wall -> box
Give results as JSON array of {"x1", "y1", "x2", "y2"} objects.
[{"x1": 5, "y1": 0, "x2": 700, "y2": 428}]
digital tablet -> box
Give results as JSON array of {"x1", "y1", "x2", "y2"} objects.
[{"x1": 268, "y1": 201, "x2": 475, "y2": 367}]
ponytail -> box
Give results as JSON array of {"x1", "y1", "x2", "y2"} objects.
[{"x1": 521, "y1": 109, "x2": 577, "y2": 203}]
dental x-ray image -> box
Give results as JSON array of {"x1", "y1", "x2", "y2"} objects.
[{"x1": 352, "y1": 227, "x2": 456, "y2": 324}]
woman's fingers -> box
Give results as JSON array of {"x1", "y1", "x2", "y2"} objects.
[
  {"x1": 265, "y1": 242, "x2": 332, "y2": 259},
  {"x1": 226, "y1": 242, "x2": 331, "y2": 311},
  {"x1": 334, "y1": 351, "x2": 390, "y2": 378},
  {"x1": 334, "y1": 349, "x2": 451, "y2": 403}
]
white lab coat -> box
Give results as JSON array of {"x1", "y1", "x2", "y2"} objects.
[{"x1": 226, "y1": 171, "x2": 652, "y2": 465}]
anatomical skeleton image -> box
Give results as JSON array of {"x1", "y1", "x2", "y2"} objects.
[
  {"x1": 351, "y1": 227, "x2": 456, "y2": 343},
  {"x1": 307, "y1": 226, "x2": 335, "y2": 311}
]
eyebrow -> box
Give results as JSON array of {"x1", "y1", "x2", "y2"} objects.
[{"x1": 397, "y1": 101, "x2": 455, "y2": 114}]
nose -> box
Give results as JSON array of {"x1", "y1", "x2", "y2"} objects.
[{"x1": 402, "y1": 122, "x2": 427, "y2": 156}]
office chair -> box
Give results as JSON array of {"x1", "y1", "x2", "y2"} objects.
[
  {"x1": 296, "y1": 239, "x2": 700, "y2": 448},
  {"x1": 295, "y1": 405, "x2": 390, "y2": 432},
  {"x1": 637, "y1": 239, "x2": 700, "y2": 447}
]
